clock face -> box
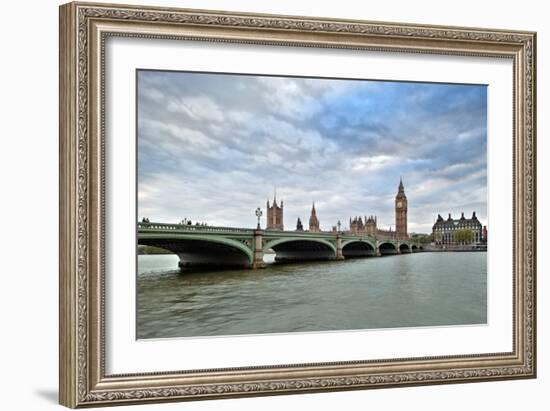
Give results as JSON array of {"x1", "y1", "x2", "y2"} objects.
[{"x1": 397, "y1": 201, "x2": 403, "y2": 208}]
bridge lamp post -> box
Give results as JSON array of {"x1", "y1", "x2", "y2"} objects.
[
  {"x1": 337, "y1": 220, "x2": 341, "y2": 233},
  {"x1": 255, "y1": 207, "x2": 262, "y2": 229}
]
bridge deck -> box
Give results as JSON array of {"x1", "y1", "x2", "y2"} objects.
[{"x1": 137, "y1": 222, "x2": 399, "y2": 241}]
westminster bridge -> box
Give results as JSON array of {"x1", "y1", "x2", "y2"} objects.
[{"x1": 138, "y1": 222, "x2": 425, "y2": 269}]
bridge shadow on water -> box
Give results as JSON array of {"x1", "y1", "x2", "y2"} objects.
[
  {"x1": 177, "y1": 259, "x2": 329, "y2": 275},
  {"x1": 175, "y1": 252, "x2": 420, "y2": 277},
  {"x1": 176, "y1": 255, "x2": 381, "y2": 279}
]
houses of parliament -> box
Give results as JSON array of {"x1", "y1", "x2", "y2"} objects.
[{"x1": 266, "y1": 179, "x2": 409, "y2": 240}]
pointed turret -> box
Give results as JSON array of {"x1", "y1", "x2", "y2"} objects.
[
  {"x1": 266, "y1": 187, "x2": 283, "y2": 230},
  {"x1": 309, "y1": 201, "x2": 320, "y2": 232}
]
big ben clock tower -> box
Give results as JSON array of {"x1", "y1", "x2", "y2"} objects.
[{"x1": 395, "y1": 177, "x2": 408, "y2": 239}]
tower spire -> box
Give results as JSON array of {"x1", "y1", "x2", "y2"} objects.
[
  {"x1": 266, "y1": 185, "x2": 283, "y2": 230},
  {"x1": 309, "y1": 201, "x2": 320, "y2": 232}
]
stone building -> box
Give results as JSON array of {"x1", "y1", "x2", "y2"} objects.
[
  {"x1": 350, "y1": 215, "x2": 377, "y2": 236},
  {"x1": 266, "y1": 194, "x2": 283, "y2": 230},
  {"x1": 309, "y1": 202, "x2": 320, "y2": 232},
  {"x1": 348, "y1": 179, "x2": 408, "y2": 240},
  {"x1": 432, "y1": 211, "x2": 485, "y2": 245}
]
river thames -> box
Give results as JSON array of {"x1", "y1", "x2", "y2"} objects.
[{"x1": 137, "y1": 252, "x2": 486, "y2": 339}]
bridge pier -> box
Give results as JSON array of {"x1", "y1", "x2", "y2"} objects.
[
  {"x1": 252, "y1": 229, "x2": 266, "y2": 269},
  {"x1": 335, "y1": 235, "x2": 345, "y2": 260},
  {"x1": 375, "y1": 240, "x2": 381, "y2": 256}
]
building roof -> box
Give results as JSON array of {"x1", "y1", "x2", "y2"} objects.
[{"x1": 433, "y1": 212, "x2": 482, "y2": 229}]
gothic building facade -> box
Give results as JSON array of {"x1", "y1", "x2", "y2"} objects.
[
  {"x1": 349, "y1": 179, "x2": 409, "y2": 240},
  {"x1": 350, "y1": 215, "x2": 378, "y2": 236},
  {"x1": 266, "y1": 195, "x2": 283, "y2": 230},
  {"x1": 432, "y1": 212, "x2": 485, "y2": 245}
]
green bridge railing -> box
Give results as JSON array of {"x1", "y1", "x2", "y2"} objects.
[{"x1": 137, "y1": 222, "x2": 406, "y2": 242}]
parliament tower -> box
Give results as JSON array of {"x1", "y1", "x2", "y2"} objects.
[
  {"x1": 266, "y1": 192, "x2": 283, "y2": 230},
  {"x1": 395, "y1": 177, "x2": 408, "y2": 239}
]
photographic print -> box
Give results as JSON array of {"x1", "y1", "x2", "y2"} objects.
[{"x1": 136, "y1": 71, "x2": 488, "y2": 339}]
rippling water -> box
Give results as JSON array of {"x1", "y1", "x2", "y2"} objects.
[{"x1": 137, "y1": 252, "x2": 487, "y2": 339}]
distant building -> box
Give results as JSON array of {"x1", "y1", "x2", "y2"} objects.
[
  {"x1": 432, "y1": 212, "x2": 485, "y2": 245},
  {"x1": 266, "y1": 194, "x2": 283, "y2": 230},
  {"x1": 309, "y1": 202, "x2": 320, "y2": 232},
  {"x1": 348, "y1": 179, "x2": 408, "y2": 240},
  {"x1": 264, "y1": 179, "x2": 409, "y2": 237},
  {"x1": 350, "y1": 215, "x2": 377, "y2": 236}
]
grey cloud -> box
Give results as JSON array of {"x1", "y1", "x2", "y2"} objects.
[{"x1": 137, "y1": 71, "x2": 487, "y2": 234}]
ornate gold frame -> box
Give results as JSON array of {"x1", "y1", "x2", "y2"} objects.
[{"x1": 59, "y1": 1, "x2": 536, "y2": 408}]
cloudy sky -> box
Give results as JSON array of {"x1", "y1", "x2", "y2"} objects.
[{"x1": 137, "y1": 70, "x2": 487, "y2": 234}]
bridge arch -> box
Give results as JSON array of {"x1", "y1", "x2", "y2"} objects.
[
  {"x1": 138, "y1": 234, "x2": 254, "y2": 268},
  {"x1": 264, "y1": 237, "x2": 337, "y2": 262},
  {"x1": 341, "y1": 240, "x2": 376, "y2": 257},
  {"x1": 399, "y1": 243, "x2": 411, "y2": 253},
  {"x1": 378, "y1": 241, "x2": 398, "y2": 255},
  {"x1": 264, "y1": 237, "x2": 337, "y2": 253},
  {"x1": 411, "y1": 244, "x2": 418, "y2": 252},
  {"x1": 341, "y1": 238, "x2": 376, "y2": 250}
]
